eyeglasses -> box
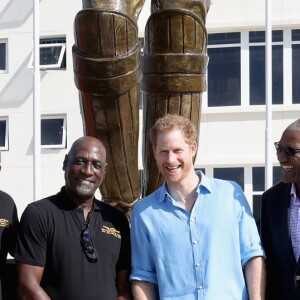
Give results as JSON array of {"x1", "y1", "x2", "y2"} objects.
[
  {"x1": 274, "y1": 142, "x2": 300, "y2": 157},
  {"x1": 80, "y1": 227, "x2": 98, "y2": 263}
]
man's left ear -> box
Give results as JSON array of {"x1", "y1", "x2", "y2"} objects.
[
  {"x1": 152, "y1": 145, "x2": 157, "y2": 159},
  {"x1": 191, "y1": 142, "x2": 197, "y2": 156},
  {"x1": 62, "y1": 154, "x2": 68, "y2": 171}
]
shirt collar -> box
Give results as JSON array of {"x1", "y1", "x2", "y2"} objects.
[
  {"x1": 196, "y1": 170, "x2": 212, "y2": 193},
  {"x1": 158, "y1": 170, "x2": 212, "y2": 203},
  {"x1": 291, "y1": 183, "x2": 298, "y2": 200},
  {"x1": 59, "y1": 186, "x2": 101, "y2": 212},
  {"x1": 290, "y1": 183, "x2": 297, "y2": 197}
]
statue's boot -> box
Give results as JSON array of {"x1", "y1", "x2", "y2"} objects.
[
  {"x1": 73, "y1": 0, "x2": 144, "y2": 213},
  {"x1": 142, "y1": 0, "x2": 211, "y2": 196}
]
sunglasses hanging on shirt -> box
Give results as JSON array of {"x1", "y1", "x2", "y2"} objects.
[{"x1": 80, "y1": 210, "x2": 98, "y2": 263}]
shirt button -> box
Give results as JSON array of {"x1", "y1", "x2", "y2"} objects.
[
  {"x1": 193, "y1": 240, "x2": 198, "y2": 244},
  {"x1": 198, "y1": 286, "x2": 203, "y2": 289},
  {"x1": 195, "y1": 263, "x2": 200, "y2": 267}
]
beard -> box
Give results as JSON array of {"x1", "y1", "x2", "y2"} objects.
[{"x1": 72, "y1": 181, "x2": 98, "y2": 199}]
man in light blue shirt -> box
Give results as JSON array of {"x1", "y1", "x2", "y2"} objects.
[{"x1": 130, "y1": 114, "x2": 266, "y2": 300}]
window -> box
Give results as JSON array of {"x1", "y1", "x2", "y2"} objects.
[
  {"x1": 213, "y1": 167, "x2": 244, "y2": 190},
  {"x1": 252, "y1": 166, "x2": 281, "y2": 192},
  {"x1": 249, "y1": 30, "x2": 283, "y2": 105},
  {"x1": 252, "y1": 166, "x2": 281, "y2": 227},
  {"x1": 206, "y1": 29, "x2": 300, "y2": 108},
  {"x1": 208, "y1": 33, "x2": 241, "y2": 107},
  {"x1": 292, "y1": 29, "x2": 300, "y2": 104},
  {"x1": 0, "y1": 40, "x2": 7, "y2": 73},
  {"x1": 0, "y1": 118, "x2": 8, "y2": 150},
  {"x1": 41, "y1": 116, "x2": 66, "y2": 149},
  {"x1": 29, "y1": 37, "x2": 66, "y2": 70}
]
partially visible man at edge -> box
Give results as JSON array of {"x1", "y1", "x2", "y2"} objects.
[
  {"x1": 261, "y1": 119, "x2": 300, "y2": 300},
  {"x1": 130, "y1": 114, "x2": 266, "y2": 300},
  {"x1": 15, "y1": 136, "x2": 132, "y2": 300},
  {"x1": 0, "y1": 150, "x2": 19, "y2": 300}
]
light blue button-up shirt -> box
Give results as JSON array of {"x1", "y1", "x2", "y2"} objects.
[{"x1": 130, "y1": 172, "x2": 265, "y2": 300}]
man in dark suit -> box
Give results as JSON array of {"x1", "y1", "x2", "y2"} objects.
[{"x1": 261, "y1": 119, "x2": 300, "y2": 300}]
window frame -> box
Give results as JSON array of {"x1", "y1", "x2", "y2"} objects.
[
  {"x1": 41, "y1": 115, "x2": 67, "y2": 149},
  {"x1": 29, "y1": 37, "x2": 66, "y2": 70},
  {"x1": 0, "y1": 117, "x2": 9, "y2": 150}
]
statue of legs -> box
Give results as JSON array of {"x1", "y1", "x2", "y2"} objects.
[
  {"x1": 72, "y1": 0, "x2": 211, "y2": 211},
  {"x1": 142, "y1": 0, "x2": 211, "y2": 195},
  {"x1": 72, "y1": 0, "x2": 144, "y2": 213}
]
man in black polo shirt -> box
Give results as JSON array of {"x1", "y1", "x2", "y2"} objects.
[
  {"x1": 15, "y1": 136, "x2": 132, "y2": 300},
  {"x1": 0, "y1": 150, "x2": 19, "y2": 300}
]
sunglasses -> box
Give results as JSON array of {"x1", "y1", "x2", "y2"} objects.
[
  {"x1": 274, "y1": 142, "x2": 300, "y2": 157},
  {"x1": 80, "y1": 227, "x2": 98, "y2": 263}
]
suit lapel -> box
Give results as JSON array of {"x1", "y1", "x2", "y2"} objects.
[{"x1": 274, "y1": 183, "x2": 295, "y2": 263}]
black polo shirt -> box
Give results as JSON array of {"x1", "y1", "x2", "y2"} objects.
[
  {"x1": 15, "y1": 188, "x2": 131, "y2": 300},
  {"x1": 0, "y1": 191, "x2": 19, "y2": 300}
]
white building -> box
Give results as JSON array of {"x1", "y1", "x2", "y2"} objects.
[{"x1": 0, "y1": 0, "x2": 299, "y2": 223}]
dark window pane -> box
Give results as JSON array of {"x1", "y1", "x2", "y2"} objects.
[
  {"x1": 0, "y1": 43, "x2": 6, "y2": 70},
  {"x1": 272, "y1": 45, "x2": 283, "y2": 104},
  {"x1": 40, "y1": 46, "x2": 63, "y2": 65},
  {"x1": 250, "y1": 31, "x2": 265, "y2": 43},
  {"x1": 250, "y1": 46, "x2": 265, "y2": 105},
  {"x1": 250, "y1": 45, "x2": 283, "y2": 105},
  {"x1": 272, "y1": 30, "x2": 283, "y2": 42},
  {"x1": 0, "y1": 120, "x2": 6, "y2": 147},
  {"x1": 208, "y1": 47, "x2": 241, "y2": 106},
  {"x1": 253, "y1": 195, "x2": 262, "y2": 229},
  {"x1": 40, "y1": 37, "x2": 65, "y2": 44},
  {"x1": 249, "y1": 31, "x2": 282, "y2": 43},
  {"x1": 208, "y1": 32, "x2": 240, "y2": 45},
  {"x1": 41, "y1": 119, "x2": 64, "y2": 146},
  {"x1": 253, "y1": 166, "x2": 282, "y2": 192},
  {"x1": 273, "y1": 166, "x2": 281, "y2": 185},
  {"x1": 292, "y1": 29, "x2": 300, "y2": 41},
  {"x1": 252, "y1": 167, "x2": 264, "y2": 192},
  {"x1": 213, "y1": 168, "x2": 244, "y2": 190},
  {"x1": 292, "y1": 44, "x2": 300, "y2": 104}
]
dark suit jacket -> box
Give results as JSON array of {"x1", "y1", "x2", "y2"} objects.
[{"x1": 261, "y1": 181, "x2": 300, "y2": 300}]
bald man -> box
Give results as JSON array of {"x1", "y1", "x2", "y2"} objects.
[
  {"x1": 15, "y1": 137, "x2": 132, "y2": 300},
  {"x1": 261, "y1": 119, "x2": 300, "y2": 300}
]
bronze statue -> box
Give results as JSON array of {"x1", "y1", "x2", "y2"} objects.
[{"x1": 72, "y1": 0, "x2": 210, "y2": 213}]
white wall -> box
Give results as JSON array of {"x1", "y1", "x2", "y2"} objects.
[
  {"x1": 1, "y1": 0, "x2": 300, "y2": 215},
  {"x1": 0, "y1": 0, "x2": 83, "y2": 214},
  {"x1": 207, "y1": 0, "x2": 300, "y2": 30}
]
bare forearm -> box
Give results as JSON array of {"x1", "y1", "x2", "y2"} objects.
[
  {"x1": 17, "y1": 284, "x2": 50, "y2": 300},
  {"x1": 17, "y1": 264, "x2": 49, "y2": 300},
  {"x1": 116, "y1": 270, "x2": 133, "y2": 300},
  {"x1": 117, "y1": 288, "x2": 133, "y2": 300},
  {"x1": 131, "y1": 281, "x2": 156, "y2": 300},
  {"x1": 245, "y1": 256, "x2": 266, "y2": 300}
]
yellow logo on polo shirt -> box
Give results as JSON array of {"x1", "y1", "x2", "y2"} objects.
[
  {"x1": 101, "y1": 226, "x2": 121, "y2": 239},
  {"x1": 0, "y1": 219, "x2": 9, "y2": 228}
]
